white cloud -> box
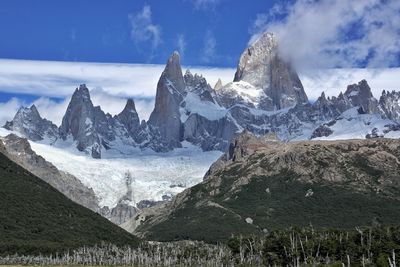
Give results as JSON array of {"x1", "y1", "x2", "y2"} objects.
[
  {"x1": 0, "y1": 98, "x2": 23, "y2": 126},
  {"x1": 201, "y1": 31, "x2": 217, "y2": 63},
  {"x1": 32, "y1": 97, "x2": 70, "y2": 125},
  {"x1": 176, "y1": 34, "x2": 187, "y2": 59},
  {"x1": 1, "y1": 59, "x2": 398, "y2": 128},
  {"x1": 89, "y1": 88, "x2": 154, "y2": 123},
  {"x1": 300, "y1": 68, "x2": 400, "y2": 101},
  {"x1": 250, "y1": 0, "x2": 400, "y2": 70},
  {"x1": 0, "y1": 59, "x2": 234, "y2": 98},
  {"x1": 128, "y1": 5, "x2": 161, "y2": 60},
  {"x1": 0, "y1": 59, "x2": 235, "y2": 125}
]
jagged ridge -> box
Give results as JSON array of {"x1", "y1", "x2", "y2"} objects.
[{"x1": 3, "y1": 33, "x2": 400, "y2": 158}]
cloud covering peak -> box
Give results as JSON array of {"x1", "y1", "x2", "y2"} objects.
[{"x1": 251, "y1": 0, "x2": 400, "y2": 70}]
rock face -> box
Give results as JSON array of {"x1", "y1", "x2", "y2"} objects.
[
  {"x1": 343, "y1": 79, "x2": 379, "y2": 114},
  {"x1": 100, "y1": 171, "x2": 139, "y2": 225},
  {"x1": 59, "y1": 85, "x2": 141, "y2": 158},
  {"x1": 133, "y1": 133, "x2": 400, "y2": 242},
  {"x1": 146, "y1": 52, "x2": 241, "y2": 151},
  {"x1": 59, "y1": 84, "x2": 106, "y2": 158},
  {"x1": 233, "y1": 32, "x2": 308, "y2": 110},
  {"x1": 181, "y1": 70, "x2": 240, "y2": 151},
  {"x1": 380, "y1": 90, "x2": 400, "y2": 122},
  {"x1": 147, "y1": 52, "x2": 185, "y2": 150},
  {"x1": 116, "y1": 99, "x2": 140, "y2": 138},
  {"x1": 4, "y1": 105, "x2": 58, "y2": 142},
  {"x1": 0, "y1": 134, "x2": 100, "y2": 212}
]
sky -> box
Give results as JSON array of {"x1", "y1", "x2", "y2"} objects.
[
  {"x1": 0, "y1": 0, "x2": 275, "y2": 67},
  {"x1": 0, "y1": 0, "x2": 399, "y2": 126}
]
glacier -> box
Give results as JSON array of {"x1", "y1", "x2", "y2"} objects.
[{"x1": 0, "y1": 127, "x2": 221, "y2": 209}]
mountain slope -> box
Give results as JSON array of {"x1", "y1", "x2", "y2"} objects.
[
  {"x1": 0, "y1": 141, "x2": 140, "y2": 255},
  {"x1": 1, "y1": 134, "x2": 100, "y2": 212},
  {"x1": 134, "y1": 133, "x2": 400, "y2": 242}
]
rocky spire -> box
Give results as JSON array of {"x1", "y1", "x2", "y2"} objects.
[
  {"x1": 116, "y1": 99, "x2": 140, "y2": 137},
  {"x1": 214, "y1": 79, "x2": 223, "y2": 91},
  {"x1": 233, "y1": 32, "x2": 308, "y2": 110},
  {"x1": 147, "y1": 52, "x2": 185, "y2": 150},
  {"x1": 59, "y1": 84, "x2": 103, "y2": 158},
  {"x1": 163, "y1": 51, "x2": 185, "y2": 93},
  {"x1": 60, "y1": 84, "x2": 94, "y2": 139},
  {"x1": 344, "y1": 80, "x2": 379, "y2": 114}
]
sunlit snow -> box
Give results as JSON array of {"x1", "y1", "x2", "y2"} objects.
[{"x1": 0, "y1": 128, "x2": 221, "y2": 209}]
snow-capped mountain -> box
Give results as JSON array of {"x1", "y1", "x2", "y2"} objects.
[
  {"x1": 4, "y1": 32, "x2": 400, "y2": 159},
  {"x1": 2, "y1": 31, "x2": 400, "y2": 229},
  {"x1": 231, "y1": 32, "x2": 308, "y2": 110},
  {"x1": 4, "y1": 104, "x2": 58, "y2": 142}
]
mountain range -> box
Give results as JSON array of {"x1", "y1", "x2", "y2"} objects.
[
  {"x1": 2, "y1": 31, "x2": 400, "y2": 239},
  {"x1": 4, "y1": 32, "x2": 400, "y2": 159}
]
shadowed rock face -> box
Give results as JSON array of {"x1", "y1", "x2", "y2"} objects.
[
  {"x1": 233, "y1": 32, "x2": 308, "y2": 110},
  {"x1": 344, "y1": 79, "x2": 379, "y2": 114},
  {"x1": 59, "y1": 84, "x2": 104, "y2": 158},
  {"x1": 147, "y1": 51, "x2": 185, "y2": 150},
  {"x1": 380, "y1": 90, "x2": 400, "y2": 122},
  {"x1": 116, "y1": 99, "x2": 140, "y2": 137}
]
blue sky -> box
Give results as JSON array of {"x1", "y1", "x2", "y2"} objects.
[
  {"x1": 0, "y1": 0, "x2": 277, "y2": 67},
  {"x1": 1, "y1": 0, "x2": 399, "y2": 68},
  {"x1": 0, "y1": 0, "x2": 399, "y2": 126}
]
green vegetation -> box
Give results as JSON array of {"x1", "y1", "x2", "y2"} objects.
[
  {"x1": 228, "y1": 226, "x2": 400, "y2": 266},
  {"x1": 0, "y1": 152, "x2": 140, "y2": 256},
  {"x1": 139, "y1": 168, "x2": 400, "y2": 242}
]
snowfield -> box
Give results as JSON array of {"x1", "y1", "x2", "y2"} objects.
[
  {"x1": 0, "y1": 128, "x2": 221, "y2": 209},
  {"x1": 313, "y1": 108, "x2": 400, "y2": 141},
  {"x1": 30, "y1": 141, "x2": 222, "y2": 209}
]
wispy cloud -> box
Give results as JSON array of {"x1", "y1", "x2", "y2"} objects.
[
  {"x1": 191, "y1": 0, "x2": 221, "y2": 10},
  {"x1": 201, "y1": 31, "x2": 217, "y2": 63},
  {"x1": 0, "y1": 59, "x2": 399, "y2": 126},
  {"x1": 0, "y1": 98, "x2": 22, "y2": 126},
  {"x1": 128, "y1": 5, "x2": 161, "y2": 61},
  {"x1": 300, "y1": 68, "x2": 400, "y2": 101},
  {"x1": 176, "y1": 34, "x2": 187, "y2": 59},
  {"x1": 250, "y1": 0, "x2": 400, "y2": 70},
  {"x1": 31, "y1": 97, "x2": 70, "y2": 124},
  {"x1": 70, "y1": 29, "x2": 76, "y2": 42},
  {"x1": 0, "y1": 59, "x2": 235, "y2": 125}
]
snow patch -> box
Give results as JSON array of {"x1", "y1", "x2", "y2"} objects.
[
  {"x1": 180, "y1": 92, "x2": 227, "y2": 122},
  {"x1": 220, "y1": 81, "x2": 266, "y2": 107},
  {"x1": 314, "y1": 107, "x2": 400, "y2": 140}
]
